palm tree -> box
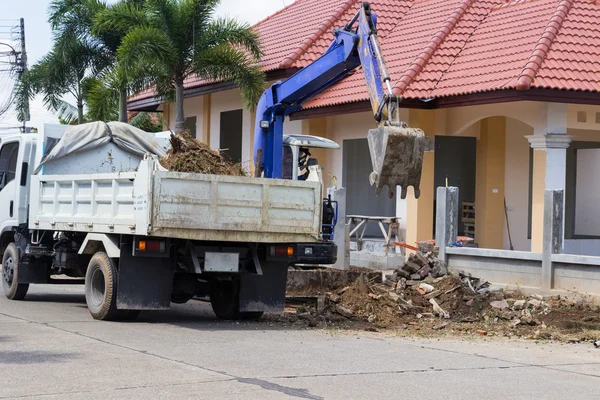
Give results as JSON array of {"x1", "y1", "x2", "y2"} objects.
[
  {"x1": 15, "y1": 0, "x2": 114, "y2": 124},
  {"x1": 16, "y1": 35, "x2": 107, "y2": 124},
  {"x1": 95, "y1": 0, "x2": 265, "y2": 133},
  {"x1": 49, "y1": 0, "x2": 131, "y2": 122}
]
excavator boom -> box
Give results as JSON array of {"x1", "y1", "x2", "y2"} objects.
[{"x1": 254, "y1": 2, "x2": 426, "y2": 199}]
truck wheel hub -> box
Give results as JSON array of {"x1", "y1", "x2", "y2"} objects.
[
  {"x1": 3, "y1": 257, "x2": 14, "y2": 286},
  {"x1": 90, "y1": 269, "x2": 106, "y2": 307}
]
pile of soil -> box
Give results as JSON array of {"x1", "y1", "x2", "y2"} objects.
[
  {"x1": 160, "y1": 132, "x2": 246, "y2": 176},
  {"x1": 274, "y1": 265, "x2": 600, "y2": 344}
]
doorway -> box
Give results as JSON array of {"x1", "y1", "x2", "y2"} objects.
[
  {"x1": 343, "y1": 138, "x2": 395, "y2": 237},
  {"x1": 434, "y1": 136, "x2": 477, "y2": 237}
]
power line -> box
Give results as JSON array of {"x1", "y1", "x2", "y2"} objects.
[{"x1": 0, "y1": 18, "x2": 28, "y2": 131}]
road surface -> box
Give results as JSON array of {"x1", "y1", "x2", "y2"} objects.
[{"x1": 0, "y1": 285, "x2": 598, "y2": 399}]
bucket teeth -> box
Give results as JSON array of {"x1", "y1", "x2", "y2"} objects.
[{"x1": 367, "y1": 126, "x2": 426, "y2": 199}]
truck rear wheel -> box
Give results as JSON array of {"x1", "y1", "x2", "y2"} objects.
[
  {"x1": 209, "y1": 279, "x2": 263, "y2": 320},
  {"x1": 2, "y1": 243, "x2": 29, "y2": 300},
  {"x1": 85, "y1": 252, "x2": 119, "y2": 321}
]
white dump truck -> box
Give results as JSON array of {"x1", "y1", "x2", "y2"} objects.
[{"x1": 0, "y1": 122, "x2": 337, "y2": 320}]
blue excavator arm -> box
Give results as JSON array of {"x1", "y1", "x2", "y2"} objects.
[{"x1": 253, "y1": 2, "x2": 426, "y2": 199}]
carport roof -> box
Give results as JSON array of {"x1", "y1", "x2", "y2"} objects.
[{"x1": 129, "y1": 0, "x2": 600, "y2": 112}]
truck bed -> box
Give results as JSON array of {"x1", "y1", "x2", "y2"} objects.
[{"x1": 29, "y1": 157, "x2": 323, "y2": 243}]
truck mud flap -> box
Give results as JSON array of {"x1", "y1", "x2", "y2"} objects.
[
  {"x1": 117, "y1": 245, "x2": 174, "y2": 310},
  {"x1": 18, "y1": 256, "x2": 50, "y2": 284},
  {"x1": 239, "y1": 261, "x2": 288, "y2": 312}
]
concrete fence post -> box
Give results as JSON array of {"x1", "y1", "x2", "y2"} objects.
[
  {"x1": 327, "y1": 187, "x2": 349, "y2": 270},
  {"x1": 541, "y1": 189, "x2": 564, "y2": 291},
  {"x1": 435, "y1": 186, "x2": 459, "y2": 261}
]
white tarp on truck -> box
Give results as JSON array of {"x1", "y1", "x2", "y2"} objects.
[{"x1": 35, "y1": 121, "x2": 166, "y2": 174}]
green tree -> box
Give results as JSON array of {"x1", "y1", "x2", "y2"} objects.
[
  {"x1": 49, "y1": 0, "x2": 133, "y2": 122},
  {"x1": 15, "y1": 0, "x2": 113, "y2": 124},
  {"x1": 95, "y1": 0, "x2": 265, "y2": 133},
  {"x1": 15, "y1": 37, "x2": 106, "y2": 124}
]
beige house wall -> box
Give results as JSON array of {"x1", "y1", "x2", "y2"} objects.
[
  {"x1": 158, "y1": 88, "x2": 600, "y2": 255},
  {"x1": 503, "y1": 118, "x2": 533, "y2": 251}
]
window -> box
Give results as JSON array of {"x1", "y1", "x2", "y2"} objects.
[
  {"x1": 577, "y1": 111, "x2": 587, "y2": 123},
  {"x1": 219, "y1": 110, "x2": 243, "y2": 163},
  {"x1": 565, "y1": 141, "x2": 600, "y2": 239},
  {"x1": 0, "y1": 142, "x2": 19, "y2": 190}
]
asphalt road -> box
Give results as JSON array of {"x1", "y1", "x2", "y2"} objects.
[{"x1": 1, "y1": 285, "x2": 599, "y2": 400}]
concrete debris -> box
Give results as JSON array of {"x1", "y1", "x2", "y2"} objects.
[
  {"x1": 527, "y1": 299, "x2": 543, "y2": 310},
  {"x1": 490, "y1": 300, "x2": 510, "y2": 310},
  {"x1": 417, "y1": 283, "x2": 435, "y2": 294},
  {"x1": 335, "y1": 304, "x2": 354, "y2": 318},
  {"x1": 512, "y1": 299, "x2": 526, "y2": 311},
  {"x1": 279, "y1": 265, "x2": 597, "y2": 342},
  {"x1": 327, "y1": 293, "x2": 341, "y2": 303},
  {"x1": 429, "y1": 298, "x2": 450, "y2": 319},
  {"x1": 396, "y1": 278, "x2": 407, "y2": 292},
  {"x1": 391, "y1": 251, "x2": 450, "y2": 286},
  {"x1": 386, "y1": 292, "x2": 400, "y2": 302},
  {"x1": 519, "y1": 313, "x2": 539, "y2": 326}
]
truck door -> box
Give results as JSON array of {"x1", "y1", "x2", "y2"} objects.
[{"x1": 0, "y1": 140, "x2": 20, "y2": 231}]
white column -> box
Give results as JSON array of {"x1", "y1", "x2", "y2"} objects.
[{"x1": 526, "y1": 134, "x2": 572, "y2": 252}]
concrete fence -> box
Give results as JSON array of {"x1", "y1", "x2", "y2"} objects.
[{"x1": 436, "y1": 187, "x2": 600, "y2": 299}]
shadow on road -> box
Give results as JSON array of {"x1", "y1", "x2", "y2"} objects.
[
  {"x1": 0, "y1": 350, "x2": 79, "y2": 364},
  {"x1": 16, "y1": 291, "x2": 322, "y2": 332},
  {"x1": 23, "y1": 292, "x2": 86, "y2": 304}
]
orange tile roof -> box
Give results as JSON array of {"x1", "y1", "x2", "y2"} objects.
[{"x1": 129, "y1": 0, "x2": 600, "y2": 109}]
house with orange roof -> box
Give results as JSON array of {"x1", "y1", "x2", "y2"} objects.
[{"x1": 129, "y1": 0, "x2": 600, "y2": 259}]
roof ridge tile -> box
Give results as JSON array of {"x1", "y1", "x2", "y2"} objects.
[
  {"x1": 279, "y1": 0, "x2": 358, "y2": 69},
  {"x1": 516, "y1": 0, "x2": 574, "y2": 90},
  {"x1": 393, "y1": 0, "x2": 475, "y2": 95}
]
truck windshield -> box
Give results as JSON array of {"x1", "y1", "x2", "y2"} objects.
[{"x1": 0, "y1": 142, "x2": 19, "y2": 190}]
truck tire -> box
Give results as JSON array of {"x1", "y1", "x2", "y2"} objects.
[
  {"x1": 209, "y1": 279, "x2": 263, "y2": 320},
  {"x1": 85, "y1": 252, "x2": 119, "y2": 321},
  {"x1": 2, "y1": 243, "x2": 29, "y2": 300}
]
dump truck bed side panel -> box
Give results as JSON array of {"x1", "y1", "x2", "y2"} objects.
[
  {"x1": 29, "y1": 158, "x2": 322, "y2": 243},
  {"x1": 150, "y1": 170, "x2": 322, "y2": 243}
]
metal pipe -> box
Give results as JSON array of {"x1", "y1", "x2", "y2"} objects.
[{"x1": 344, "y1": 10, "x2": 360, "y2": 30}]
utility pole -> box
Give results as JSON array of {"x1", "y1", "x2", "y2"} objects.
[{"x1": 19, "y1": 18, "x2": 30, "y2": 133}]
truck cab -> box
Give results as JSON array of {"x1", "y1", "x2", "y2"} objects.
[
  {"x1": 0, "y1": 133, "x2": 36, "y2": 253},
  {"x1": 1, "y1": 124, "x2": 337, "y2": 322}
]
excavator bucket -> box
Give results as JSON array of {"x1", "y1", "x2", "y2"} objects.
[{"x1": 367, "y1": 125, "x2": 427, "y2": 200}]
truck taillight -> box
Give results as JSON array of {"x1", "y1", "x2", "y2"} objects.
[
  {"x1": 137, "y1": 240, "x2": 166, "y2": 252},
  {"x1": 269, "y1": 245, "x2": 294, "y2": 257}
]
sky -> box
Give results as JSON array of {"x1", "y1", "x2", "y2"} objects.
[{"x1": 0, "y1": 0, "x2": 291, "y2": 131}]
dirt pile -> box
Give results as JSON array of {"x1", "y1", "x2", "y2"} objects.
[
  {"x1": 277, "y1": 253, "x2": 600, "y2": 344},
  {"x1": 160, "y1": 132, "x2": 246, "y2": 176}
]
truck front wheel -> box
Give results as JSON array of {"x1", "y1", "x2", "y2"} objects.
[
  {"x1": 209, "y1": 279, "x2": 263, "y2": 320},
  {"x1": 2, "y1": 243, "x2": 29, "y2": 300},
  {"x1": 85, "y1": 252, "x2": 119, "y2": 321}
]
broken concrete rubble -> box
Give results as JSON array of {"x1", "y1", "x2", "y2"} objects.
[
  {"x1": 512, "y1": 299, "x2": 526, "y2": 310},
  {"x1": 490, "y1": 300, "x2": 510, "y2": 310},
  {"x1": 278, "y1": 253, "x2": 600, "y2": 343}
]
